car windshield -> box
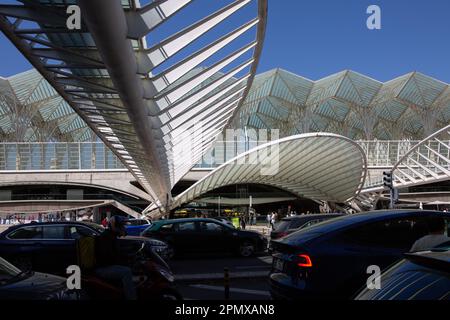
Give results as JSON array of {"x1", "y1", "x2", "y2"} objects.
[{"x1": 0, "y1": 257, "x2": 22, "y2": 284}]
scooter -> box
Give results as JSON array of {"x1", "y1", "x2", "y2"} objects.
[{"x1": 80, "y1": 242, "x2": 182, "y2": 300}]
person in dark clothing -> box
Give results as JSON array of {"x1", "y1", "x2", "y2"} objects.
[{"x1": 94, "y1": 215, "x2": 137, "y2": 300}]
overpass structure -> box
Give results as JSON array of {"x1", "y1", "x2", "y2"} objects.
[
  {"x1": 354, "y1": 124, "x2": 450, "y2": 210},
  {"x1": 0, "y1": 0, "x2": 268, "y2": 213}
]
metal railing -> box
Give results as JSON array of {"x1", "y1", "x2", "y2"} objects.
[{"x1": 0, "y1": 142, "x2": 124, "y2": 171}]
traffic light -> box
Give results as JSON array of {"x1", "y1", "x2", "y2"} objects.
[{"x1": 383, "y1": 171, "x2": 393, "y2": 189}]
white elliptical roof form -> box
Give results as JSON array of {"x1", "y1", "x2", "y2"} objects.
[{"x1": 145, "y1": 133, "x2": 367, "y2": 216}]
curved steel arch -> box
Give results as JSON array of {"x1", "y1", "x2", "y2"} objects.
[
  {"x1": 163, "y1": 133, "x2": 367, "y2": 214},
  {"x1": 0, "y1": 0, "x2": 268, "y2": 212}
]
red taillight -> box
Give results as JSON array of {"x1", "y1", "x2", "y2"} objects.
[{"x1": 297, "y1": 254, "x2": 313, "y2": 267}]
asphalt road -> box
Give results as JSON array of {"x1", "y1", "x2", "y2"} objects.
[
  {"x1": 170, "y1": 254, "x2": 272, "y2": 279},
  {"x1": 169, "y1": 254, "x2": 273, "y2": 300},
  {"x1": 177, "y1": 278, "x2": 271, "y2": 300}
]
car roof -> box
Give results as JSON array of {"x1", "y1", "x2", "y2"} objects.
[
  {"x1": 0, "y1": 221, "x2": 100, "y2": 234},
  {"x1": 151, "y1": 217, "x2": 236, "y2": 229},
  {"x1": 153, "y1": 217, "x2": 223, "y2": 224},
  {"x1": 284, "y1": 210, "x2": 450, "y2": 236},
  {"x1": 281, "y1": 213, "x2": 343, "y2": 221}
]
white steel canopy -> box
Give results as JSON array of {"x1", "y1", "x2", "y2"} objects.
[
  {"x1": 168, "y1": 133, "x2": 367, "y2": 212},
  {"x1": 0, "y1": 0, "x2": 267, "y2": 211}
]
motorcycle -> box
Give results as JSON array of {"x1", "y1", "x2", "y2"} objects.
[{"x1": 80, "y1": 242, "x2": 182, "y2": 300}]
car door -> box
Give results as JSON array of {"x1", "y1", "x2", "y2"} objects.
[
  {"x1": 3, "y1": 226, "x2": 43, "y2": 270},
  {"x1": 172, "y1": 221, "x2": 200, "y2": 254},
  {"x1": 39, "y1": 225, "x2": 75, "y2": 273},
  {"x1": 197, "y1": 221, "x2": 231, "y2": 253},
  {"x1": 65, "y1": 225, "x2": 99, "y2": 267}
]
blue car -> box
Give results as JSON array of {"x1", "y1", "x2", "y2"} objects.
[
  {"x1": 269, "y1": 210, "x2": 450, "y2": 300},
  {"x1": 125, "y1": 219, "x2": 152, "y2": 236},
  {"x1": 0, "y1": 221, "x2": 168, "y2": 274}
]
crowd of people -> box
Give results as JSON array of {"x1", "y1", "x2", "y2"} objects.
[{"x1": 0, "y1": 210, "x2": 94, "y2": 225}]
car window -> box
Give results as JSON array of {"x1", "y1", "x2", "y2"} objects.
[
  {"x1": 67, "y1": 226, "x2": 97, "y2": 239},
  {"x1": 274, "y1": 220, "x2": 290, "y2": 232},
  {"x1": 343, "y1": 217, "x2": 427, "y2": 249},
  {"x1": 199, "y1": 222, "x2": 224, "y2": 233},
  {"x1": 8, "y1": 226, "x2": 43, "y2": 239},
  {"x1": 177, "y1": 222, "x2": 196, "y2": 232},
  {"x1": 289, "y1": 219, "x2": 308, "y2": 229},
  {"x1": 300, "y1": 219, "x2": 324, "y2": 230},
  {"x1": 128, "y1": 220, "x2": 147, "y2": 226},
  {"x1": 159, "y1": 223, "x2": 174, "y2": 233},
  {"x1": 42, "y1": 226, "x2": 65, "y2": 239}
]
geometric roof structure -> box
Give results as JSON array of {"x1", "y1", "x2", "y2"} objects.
[
  {"x1": 0, "y1": 0, "x2": 268, "y2": 212},
  {"x1": 158, "y1": 133, "x2": 367, "y2": 215},
  {"x1": 233, "y1": 69, "x2": 450, "y2": 140},
  {"x1": 0, "y1": 69, "x2": 93, "y2": 142}
]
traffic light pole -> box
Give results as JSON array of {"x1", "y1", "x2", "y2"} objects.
[{"x1": 383, "y1": 170, "x2": 398, "y2": 209}]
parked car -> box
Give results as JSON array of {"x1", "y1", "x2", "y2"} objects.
[
  {"x1": 211, "y1": 216, "x2": 235, "y2": 228},
  {"x1": 0, "y1": 256, "x2": 78, "y2": 300},
  {"x1": 355, "y1": 248, "x2": 450, "y2": 300},
  {"x1": 271, "y1": 214, "x2": 344, "y2": 240},
  {"x1": 141, "y1": 218, "x2": 267, "y2": 258},
  {"x1": 0, "y1": 221, "x2": 169, "y2": 274},
  {"x1": 125, "y1": 218, "x2": 152, "y2": 236},
  {"x1": 269, "y1": 210, "x2": 450, "y2": 300}
]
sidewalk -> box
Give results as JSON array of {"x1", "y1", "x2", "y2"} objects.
[{"x1": 244, "y1": 224, "x2": 271, "y2": 237}]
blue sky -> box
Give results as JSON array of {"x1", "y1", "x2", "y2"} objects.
[{"x1": 1, "y1": 0, "x2": 450, "y2": 82}]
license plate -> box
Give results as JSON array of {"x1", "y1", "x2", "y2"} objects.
[{"x1": 273, "y1": 258, "x2": 284, "y2": 272}]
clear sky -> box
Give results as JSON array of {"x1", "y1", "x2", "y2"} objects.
[{"x1": 1, "y1": 0, "x2": 450, "y2": 82}]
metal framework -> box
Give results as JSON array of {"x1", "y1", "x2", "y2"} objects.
[
  {"x1": 353, "y1": 124, "x2": 450, "y2": 211},
  {"x1": 0, "y1": 69, "x2": 93, "y2": 142},
  {"x1": 235, "y1": 69, "x2": 450, "y2": 140},
  {"x1": 159, "y1": 133, "x2": 367, "y2": 216},
  {"x1": 0, "y1": 0, "x2": 267, "y2": 212},
  {"x1": 392, "y1": 124, "x2": 450, "y2": 188}
]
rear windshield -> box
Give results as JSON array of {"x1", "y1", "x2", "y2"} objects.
[
  {"x1": 274, "y1": 220, "x2": 291, "y2": 232},
  {"x1": 356, "y1": 269, "x2": 450, "y2": 300}
]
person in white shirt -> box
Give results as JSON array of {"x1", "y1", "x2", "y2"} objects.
[{"x1": 410, "y1": 216, "x2": 449, "y2": 252}]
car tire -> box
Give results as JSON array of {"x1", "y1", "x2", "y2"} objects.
[{"x1": 238, "y1": 241, "x2": 255, "y2": 257}]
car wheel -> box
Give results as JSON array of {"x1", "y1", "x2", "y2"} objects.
[{"x1": 239, "y1": 241, "x2": 255, "y2": 257}]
